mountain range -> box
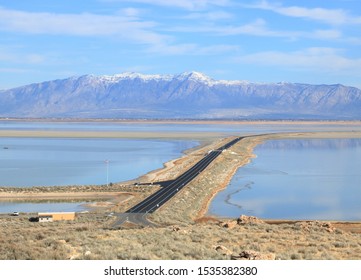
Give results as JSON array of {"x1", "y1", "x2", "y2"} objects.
[{"x1": 0, "y1": 71, "x2": 360, "y2": 120}]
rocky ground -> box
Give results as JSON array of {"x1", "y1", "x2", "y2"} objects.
[{"x1": 1, "y1": 212, "x2": 360, "y2": 260}]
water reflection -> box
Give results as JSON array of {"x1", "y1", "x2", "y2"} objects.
[
  {"x1": 208, "y1": 138, "x2": 361, "y2": 221},
  {"x1": 0, "y1": 138, "x2": 198, "y2": 187},
  {"x1": 258, "y1": 138, "x2": 361, "y2": 150}
]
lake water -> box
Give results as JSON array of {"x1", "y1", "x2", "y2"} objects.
[
  {"x1": 0, "y1": 138, "x2": 197, "y2": 187},
  {"x1": 208, "y1": 138, "x2": 361, "y2": 221},
  {"x1": 0, "y1": 201, "x2": 88, "y2": 214},
  {"x1": 0, "y1": 137, "x2": 198, "y2": 213},
  {"x1": 3, "y1": 121, "x2": 357, "y2": 188},
  {"x1": 1, "y1": 121, "x2": 360, "y2": 214},
  {"x1": 1, "y1": 120, "x2": 360, "y2": 134}
]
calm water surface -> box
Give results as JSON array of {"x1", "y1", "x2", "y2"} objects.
[
  {"x1": 0, "y1": 201, "x2": 88, "y2": 213},
  {"x1": 208, "y1": 138, "x2": 361, "y2": 221},
  {"x1": 1, "y1": 120, "x2": 360, "y2": 134},
  {"x1": 0, "y1": 138, "x2": 197, "y2": 187},
  {"x1": 0, "y1": 136, "x2": 197, "y2": 212},
  {"x1": 1, "y1": 121, "x2": 360, "y2": 214}
]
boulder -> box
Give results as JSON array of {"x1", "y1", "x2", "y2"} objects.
[
  {"x1": 214, "y1": 245, "x2": 233, "y2": 256},
  {"x1": 237, "y1": 215, "x2": 264, "y2": 225},
  {"x1": 84, "y1": 251, "x2": 91, "y2": 256},
  {"x1": 222, "y1": 220, "x2": 238, "y2": 229},
  {"x1": 231, "y1": 250, "x2": 275, "y2": 260},
  {"x1": 172, "y1": 226, "x2": 181, "y2": 232},
  {"x1": 296, "y1": 221, "x2": 337, "y2": 233},
  {"x1": 320, "y1": 222, "x2": 336, "y2": 233}
]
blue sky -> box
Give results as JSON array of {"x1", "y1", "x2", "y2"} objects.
[{"x1": 0, "y1": 0, "x2": 361, "y2": 89}]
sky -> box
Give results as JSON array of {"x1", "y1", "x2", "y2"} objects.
[{"x1": 0, "y1": 0, "x2": 361, "y2": 89}]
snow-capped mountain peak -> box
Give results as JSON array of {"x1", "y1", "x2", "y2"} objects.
[
  {"x1": 176, "y1": 71, "x2": 212, "y2": 82},
  {"x1": 99, "y1": 71, "x2": 213, "y2": 83},
  {"x1": 85, "y1": 71, "x2": 249, "y2": 86},
  {"x1": 98, "y1": 72, "x2": 173, "y2": 82},
  {"x1": 1, "y1": 71, "x2": 360, "y2": 120}
]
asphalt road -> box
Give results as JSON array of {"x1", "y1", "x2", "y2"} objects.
[{"x1": 112, "y1": 136, "x2": 242, "y2": 228}]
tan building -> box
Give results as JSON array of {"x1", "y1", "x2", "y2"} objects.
[{"x1": 38, "y1": 212, "x2": 76, "y2": 222}]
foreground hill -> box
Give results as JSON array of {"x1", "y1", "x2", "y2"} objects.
[{"x1": 0, "y1": 72, "x2": 360, "y2": 119}]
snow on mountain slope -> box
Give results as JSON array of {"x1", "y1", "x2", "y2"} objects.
[{"x1": 0, "y1": 72, "x2": 360, "y2": 119}]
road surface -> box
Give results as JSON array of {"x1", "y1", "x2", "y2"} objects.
[{"x1": 112, "y1": 136, "x2": 242, "y2": 228}]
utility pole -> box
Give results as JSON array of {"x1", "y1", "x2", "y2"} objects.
[{"x1": 105, "y1": 159, "x2": 109, "y2": 186}]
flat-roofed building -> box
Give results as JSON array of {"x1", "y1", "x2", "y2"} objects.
[{"x1": 38, "y1": 212, "x2": 76, "y2": 222}]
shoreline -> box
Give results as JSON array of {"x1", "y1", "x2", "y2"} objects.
[
  {"x1": 1, "y1": 130, "x2": 361, "y2": 224},
  {"x1": 0, "y1": 135, "x2": 209, "y2": 196},
  {"x1": 1, "y1": 127, "x2": 361, "y2": 259},
  {"x1": 0, "y1": 130, "x2": 223, "y2": 140},
  {"x1": 0, "y1": 191, "x2": 125, "y2": 200},
  {"x1": 195, "y1": 137, "x2": 258, "y2": 219},
  {"x1": 199, "y1": 131, "x2": 361, "y2": 219},
  {"x1": 1, "y1": 117, "x2": 361, "y2": 125},
  {"x1": 151, "y1": 131, "x2": 361, "y2": 225}
]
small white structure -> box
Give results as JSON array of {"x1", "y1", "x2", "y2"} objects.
[
  {"x1": 39, "y1": 214, "x2": 53, "y2": 223},
  {"x1": 38, "y1": 212, "x2": 75, "y2": 223}
]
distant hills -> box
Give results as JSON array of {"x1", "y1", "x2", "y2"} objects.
[{"x1": 0, "y1": 71, "x2": 360, "y2": 120}]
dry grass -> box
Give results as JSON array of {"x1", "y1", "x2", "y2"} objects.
[{"x1": 1, "y1": 213, "x2": 360, "y2": 260}]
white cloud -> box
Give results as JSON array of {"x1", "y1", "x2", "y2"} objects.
[
  {"x1": 0, "y1": 68, "x2": 27, "y2": 73},
  {"x1": 249, "y1": 0, "x2": 361, "y2": 25},
  {"x1": 312, "y1": 29, "x2": 342, "y2": 40},
  {"x1": 0, "y1": 7, "x2": 166, "y2": 46},
  {"x1": 147, "y1": 42, "x2": 238, "y2": 56},
  {"x1": 172, "y1": 18, "x2": 342, "y2": 42},
  {"x1": 26, "y1": 54, "x2": 45, "y2": 64},
  {"x1": 185, "y1": 11, "x2": 234, "y2": 21},
  {"x1": 236, "y1": 47, "x2": 361, "y2": 73},
  {"x1": 102, "y1": 0, "x2": 232, "y2": 11},
  {"x1": 148, "y1": 43, "x2": 197, "y2": 55},
  {"x1": 0, "y1": 50, "x2": 15, "y2": 62},
  {"x1": 0, "y1": 6, "x2": 240, "y2": 64},
  {"x1": 170, "y1": 18, "x2": 275, "y2": 36},
  {"x1": 346, "y1": 37, "x2": 361, "y2": 45},
  {"x1": 0, "y1": 47, "x2": 46, "y2": 64},
  {"x1": 196, "y1": 44, "x2": 240, "y2": 55},
  {"x1": 120, "y1": 8, "x2": 141, "y2": 18},
  {"x1": 221, "y1": 18, "x2": 271, "y2": 36}
]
